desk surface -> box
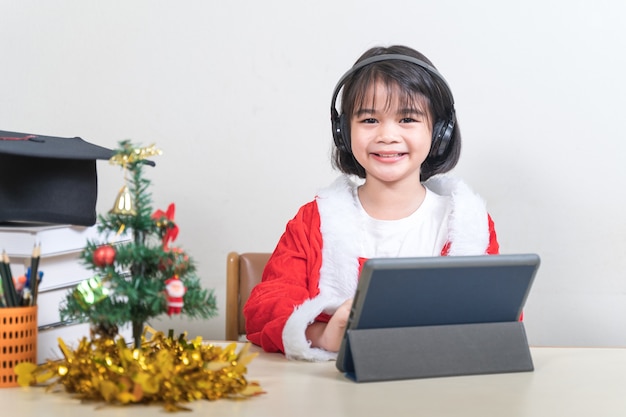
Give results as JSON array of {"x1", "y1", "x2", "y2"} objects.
[{"x1": 2, "y1": 346, "x2": 626, "y2": 416}]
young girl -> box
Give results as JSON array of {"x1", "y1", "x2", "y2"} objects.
[{"x1": 243, "y1": 45, "x2": 499, "y2": 361}]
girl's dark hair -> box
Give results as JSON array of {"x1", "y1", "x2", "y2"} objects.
[{"x1": 331, "y1": 45, "x2": 461, "y2": 181}]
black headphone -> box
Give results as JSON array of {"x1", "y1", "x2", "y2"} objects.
[{"x1": 330, "y1": 54, "x2": 456, "y2": 157}]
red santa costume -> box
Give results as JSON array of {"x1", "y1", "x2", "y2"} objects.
[{"x1": 243, "y1": 174, "x2": 499, "y2": 361}]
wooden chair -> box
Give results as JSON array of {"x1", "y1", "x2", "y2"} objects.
[{"x1": 225, "y1": 252, "x2": 272, "y2": 341}]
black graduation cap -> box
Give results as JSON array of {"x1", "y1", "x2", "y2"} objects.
[{"x1": 0, "y1": 130, "x2": 114, "y2": 226}]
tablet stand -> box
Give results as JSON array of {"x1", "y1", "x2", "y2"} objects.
[{"x1": 342, "y1": 321, "x2": 533, "y2": 382}]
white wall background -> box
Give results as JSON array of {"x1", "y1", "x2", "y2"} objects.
[{"x1": 1, "y1": 0, "x2": 624, "y2": 346}]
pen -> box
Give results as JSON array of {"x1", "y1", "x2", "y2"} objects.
[
  {"x1": 21, "y1": 287, "x2": 32, "y2": 307},
  {"x1": 13, "y1": 274, "x2": 27, "y2": 306}
]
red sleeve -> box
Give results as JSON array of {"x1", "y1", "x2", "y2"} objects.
[
  {"x1": 243, "y1": 201, "x2": 323, "y2": 353},
  {"x1": 486, "y1": 214, "x2": 499, "y2": 254}
]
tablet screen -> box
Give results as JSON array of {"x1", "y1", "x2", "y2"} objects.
[{"x1": 350, "y1": 254, "x2": 540, "y2": 330}]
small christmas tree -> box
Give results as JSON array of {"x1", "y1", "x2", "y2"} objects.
[
  {"x1": 60, "y1": 140, "x2": 217, "y2": 348},
  {"x1": 17, "y1": 141, "x2": 261, "y2": 410}
]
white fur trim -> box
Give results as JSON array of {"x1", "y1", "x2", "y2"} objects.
[
  {"x1": 424, "y1": 174, "x2": 490, "y2": 255},
  {"x1": 282, "y1": 295, "x2": 338, "y2": 361},
  {"x1": 316, "y1": 176, "x2": 362, "y2": 303}
]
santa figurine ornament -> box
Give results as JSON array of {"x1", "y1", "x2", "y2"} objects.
[{"x1": 164, "y1": 275, "x2": 186, "y2": 315}]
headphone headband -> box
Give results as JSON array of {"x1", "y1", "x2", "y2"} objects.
[{"x1": 330, "y1": 54, "x2": 454, "y2": 119}]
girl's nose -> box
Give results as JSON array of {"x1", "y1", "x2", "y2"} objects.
[{"x1": 377, "y1": 122, "x2": 400, "y2": 142}]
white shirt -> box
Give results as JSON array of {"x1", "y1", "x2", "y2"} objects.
[{"x1": 355, "y1": 187, "x2": 452, "y2": 258}]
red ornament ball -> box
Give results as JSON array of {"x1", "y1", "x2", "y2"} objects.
[{"x1": 93, "y1": 245, "x2": 116, "y2": 267}]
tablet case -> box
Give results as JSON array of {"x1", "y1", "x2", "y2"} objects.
[{"x1": 336, "y1": 254, "x2": 540, "y2": 382}]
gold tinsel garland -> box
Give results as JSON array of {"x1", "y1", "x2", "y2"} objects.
[{"x1": 14, "y1": 327, "x2": 263, "y2": 412}]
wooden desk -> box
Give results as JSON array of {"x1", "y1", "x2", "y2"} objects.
[{"x1": 1, "y1": 346, "x2": 625, "y2": 416}]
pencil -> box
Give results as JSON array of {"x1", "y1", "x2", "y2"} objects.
[
  {"x1": 0, "y1": 259, "x2": 8, "y2": 307},
  {"x1": 1, "y1": 251, "x2": 18, "y2": 307},
  {"x1": 30, "y1": 244, "x2": 41, "y2": 306},
  {"x1": 1, "y1": 251, "x2": 11, "y2": 306}
]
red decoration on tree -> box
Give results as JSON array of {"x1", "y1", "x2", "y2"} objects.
[
  {"x1": 164, "y1": 275, "x2": 186, "y2": 315},
  {"x1": 93, "y1": 245, "x2": 116, "y2": 267},
  {"x1": 152, "y1": 203, "x2": 179, "y2": 251}
]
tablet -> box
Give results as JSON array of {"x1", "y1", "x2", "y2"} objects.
[{"x1": 336, "y1": 253, "x2": 540, "y2": 373}]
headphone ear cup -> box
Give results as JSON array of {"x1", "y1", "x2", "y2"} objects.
[
  {"x1": 333, "y1": 114, "x2": 351, "y2": 152},
  {"x1": 431, "y1": 117, "x2": 455, "y2": 157}
]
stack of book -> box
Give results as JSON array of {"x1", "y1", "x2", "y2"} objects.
[{"x1": 0, "y1": 223, "x2": 132, "y2": 363}]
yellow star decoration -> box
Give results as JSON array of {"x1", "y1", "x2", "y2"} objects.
[
  {"x1": 109, "y1": 143, "x2": 162, "y2": 167},
  {"x1": 14, "y1": 327, "x2": 263, "y2": 412}
]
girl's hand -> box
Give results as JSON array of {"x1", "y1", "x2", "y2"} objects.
[
  {"x1": 305, "y1": 298, "x2": 353, "y2": 352},
  {"x1": 328, "y1": 297, "x2": 353, "y2": 333}
]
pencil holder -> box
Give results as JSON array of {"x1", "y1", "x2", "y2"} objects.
[{"x1": 0, "y1": 306, "x2": 37, "y2": 388}]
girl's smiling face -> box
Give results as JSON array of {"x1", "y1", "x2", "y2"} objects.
[{"x1": 349, "y1": 80, "x2": 433, "y2": 186}]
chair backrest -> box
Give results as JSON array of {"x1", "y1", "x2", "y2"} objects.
[{"x1": 225, "y1": 252, "x2": 271, "y2": 341}]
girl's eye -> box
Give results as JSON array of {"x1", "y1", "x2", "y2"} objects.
[
  {"x1": 361, "y1": 118, "x2": 378, "y2": 124},
  {"x1": 400, "y1": 117, "x2": 418, "y2": 123}
]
